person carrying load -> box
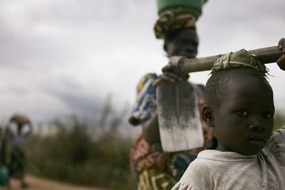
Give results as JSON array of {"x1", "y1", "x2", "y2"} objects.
[{"x1": 6, "y1": 113, "x2": 33, "y2": 188}]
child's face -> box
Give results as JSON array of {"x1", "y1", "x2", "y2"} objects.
[{"x1": 212, "y1": 77, "x2": 274, "y2": 155}]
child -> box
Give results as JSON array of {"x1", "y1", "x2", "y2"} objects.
[{"x1": 172, "y1": 38, "x2": 285, "y2": 190}]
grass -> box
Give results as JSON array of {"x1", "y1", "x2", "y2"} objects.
[{"x1": 25, "y1": 116, "x2": 137, "y2": 190}]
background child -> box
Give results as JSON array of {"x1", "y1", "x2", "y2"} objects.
[{"x1": 172, "y1": 38, "x2": 285, "y2": 190}]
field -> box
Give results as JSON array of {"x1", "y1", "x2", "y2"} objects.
[
  {"x1": 7, "y1": 175, "x2": 105, "y2": 190},
  {"x1": 25, "y1": 116, "x2": 137, "y2": 190}
]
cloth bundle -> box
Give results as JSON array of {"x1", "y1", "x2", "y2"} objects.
[
  {"x1": 211, "y1": 49, "x2": 268, "y2": 76},
  {"x1": 154, "y1": 8, "x2": 196, "y2": 39}
]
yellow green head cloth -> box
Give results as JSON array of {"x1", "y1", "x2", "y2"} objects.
[
  {"x1": 154, "y1": 0, "x2": 207, "y2": 39},
  {"x1": 211, "y1": 49, "x2": 268, "y2": 76}
]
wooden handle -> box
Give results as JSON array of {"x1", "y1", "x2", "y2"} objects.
[{"x1": 169, "y1": 46, "x2": 282, "y2": 73}]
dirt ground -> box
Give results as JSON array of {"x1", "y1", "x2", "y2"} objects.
[{"x1": 0, "y1": 175, "x2": 106, "y2": 190}]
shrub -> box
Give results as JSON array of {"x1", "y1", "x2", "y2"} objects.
[{"x1": 26, "y1": 116, "x2": 136, "y2": 190}]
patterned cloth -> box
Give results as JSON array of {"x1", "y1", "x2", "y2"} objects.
[
  {"x1": 137, "y1": 168, "x2": 176, "y2": 190},
  {"x1": 129, "y1": 73, "x2": 158, "y2": 126},
  {"x1": 129, "y1": 73, "x2": 206, "y2": 189},
  {"x1": 130, "y1": 134, "x2": 200, "y2": 190},
  {"x1": 154, "y1": 8, "x2": 196, "y2": 39}
]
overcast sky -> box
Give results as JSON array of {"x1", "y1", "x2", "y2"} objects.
[{"x1": 0, "y1": 0, "x2": 285, "y2": 126}]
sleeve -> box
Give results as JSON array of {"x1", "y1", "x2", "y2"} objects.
[
  {"x1": 268, "y1": 126, "x2": 285, "y2": 165},
  {"x1": 128, "y1": 73, "x2": 158, "y2": 126}
]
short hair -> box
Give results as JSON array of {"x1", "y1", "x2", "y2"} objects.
[{"x1": 205, "y1": 68, "x2": 273, "y2": 108}]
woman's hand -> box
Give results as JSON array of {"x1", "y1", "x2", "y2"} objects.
[
  {"x1": 277, "y1": 38, "x2": 285, "y2": 70},
  {"x1": 154, "y1": 57, "x2": 190, "y2": 87}
]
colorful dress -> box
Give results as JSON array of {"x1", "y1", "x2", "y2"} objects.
[{"x1": 129, "y1": 73, "x2": 207, "y2": 190}]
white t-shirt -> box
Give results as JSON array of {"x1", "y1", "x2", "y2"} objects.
[{"x1": 172, "y1": 127, "x2": 285, "y2": 190}]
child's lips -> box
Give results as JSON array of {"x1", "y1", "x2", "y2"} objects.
[{"x1": 247, "y1": 135, "x2": 266, "y2": 144}]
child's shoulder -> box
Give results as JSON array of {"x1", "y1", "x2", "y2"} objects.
[
  {"x1": 271, "y1": 125, "x2": 285, "y2": 140},
  {"x1": 185, "y1": 150, "x2": 216, "y2": 173},
  {"x1": 265, "y1": 126, "x2": 285, "y2": 162},
  {"x1": 176, "y1": 152, "x2": 214, "y2": 189}
]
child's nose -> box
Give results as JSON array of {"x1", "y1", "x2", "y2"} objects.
[{"x1": 249, "y1": 123, "x2": 264, "y2": 131}]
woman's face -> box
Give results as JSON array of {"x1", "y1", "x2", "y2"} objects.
[
  {"x1": 210, "y1": 77, "x2": 274, "y2": 155},
  {"x1": 165, "y1": 28, "x2": 199, "y2": 58}
]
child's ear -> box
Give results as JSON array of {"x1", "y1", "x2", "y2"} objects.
[{"x1": 202, "y1": 106, "x2": 214, "y2": 127}]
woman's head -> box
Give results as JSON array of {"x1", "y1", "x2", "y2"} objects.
[
  {"x1": 163, "y1": 27, "x2": 199, "y2": 58},
  {"x1": 203, "y1": 50, "x2": 275, "y2": 155}
]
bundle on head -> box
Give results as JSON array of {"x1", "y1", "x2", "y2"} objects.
[{"x1": 10, "y1": 114, "x2": 30, "y2": 126}]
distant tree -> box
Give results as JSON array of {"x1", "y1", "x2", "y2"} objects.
[
  {"x1": 110, "y1": 102, "x2": 129, "y2": 131},
  {"x1": 99, "y1": 94, "x2": 112, "y2": 129},
  {"x1": 99, "y1": 94, "x2": 130, "y2": 131}
]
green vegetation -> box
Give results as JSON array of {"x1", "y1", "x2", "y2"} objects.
[
  {"x1": 25, "y1": 95, "x2": 137, "y2": 190},
  {"x1": 26, "y1": 116, "x2": 137, "y2": 190}
]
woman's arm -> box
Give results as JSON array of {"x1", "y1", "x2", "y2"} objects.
[{"x1": 141, "y1": 111, "x2": 160, "y2": 144}]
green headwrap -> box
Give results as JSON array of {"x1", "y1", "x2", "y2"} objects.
[
  {"x1": 211, "y1": 49, "x2": 268, "y2": 76},
  {"x1": 154, "y1": 0, "x2": 207, "y2": 39},
  {"x1": 156, "y1": 0, "x2": 207, "y2": 18}
]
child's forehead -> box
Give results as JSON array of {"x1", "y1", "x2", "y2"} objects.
[
  {"x1": 222, "y1": 70, "x2": 267, "y2": 90},
  {"x1": 210, "y1": 69, "x2": 272, "y2": 100},
  {"x1": 225, "y1": 70, "x2": 256, "y2": 82},
  {"x1": 223, "y1": 77, "x2": 273, "y2": 104}
]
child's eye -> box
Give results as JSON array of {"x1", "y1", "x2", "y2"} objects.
[
  {"x1": 236, "y1": 110, "x2": 249, "y2": 117},
  {"x1": 263, "y1": 112, "x2": 273, "y2": 119}
]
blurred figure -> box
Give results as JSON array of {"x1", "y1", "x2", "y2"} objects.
[
  {"x1": 0, "y1": 126, "x2": 9, "y2": 188},
  {"x1": 6, "y1": 114, "x2": 33, "y2": 188}
]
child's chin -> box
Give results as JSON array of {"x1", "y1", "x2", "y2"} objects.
[{"x1": 240, "y1": 144, "x2": 265, "y2": 155}]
